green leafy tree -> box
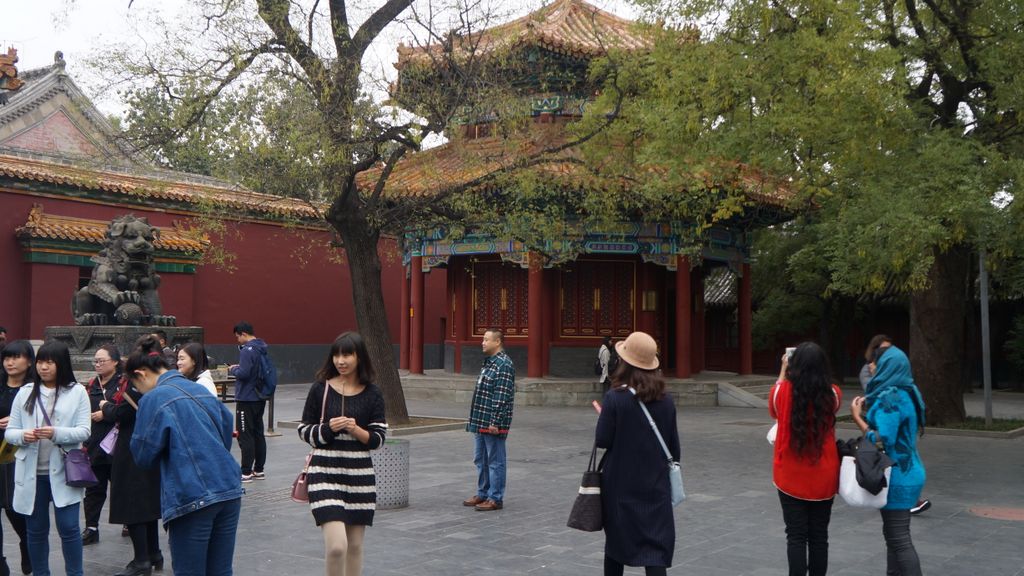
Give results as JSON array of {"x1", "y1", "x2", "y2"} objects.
[
  {"x1": 99, "y1": 1, "x2": 628, "y2": 423},
  {"x1": 598, "y1": 0, "x2": 1024, "y2": 424}
]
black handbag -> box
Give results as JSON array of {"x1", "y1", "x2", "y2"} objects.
[
  {"x1": 567, "y1": 443, "x2": 603, "y2": 531},
  {"x1": 837, "y1": 436, "x2": 894, "y2": 495}
]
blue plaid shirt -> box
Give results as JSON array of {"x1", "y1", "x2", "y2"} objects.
[{"x1": 467, "y1": 351, "x2": 515, "y2": 437}]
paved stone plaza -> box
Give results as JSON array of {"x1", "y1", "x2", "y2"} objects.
[{"x1": 11, "y1": 385, "x2": 1024, "y2": 575}]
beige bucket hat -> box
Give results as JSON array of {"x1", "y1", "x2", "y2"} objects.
[{"x1": 615, "y1": 331, "x2": 659, "y2": 370}]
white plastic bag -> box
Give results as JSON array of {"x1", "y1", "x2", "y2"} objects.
[{"x1": 839, "y1": 455, "x2": 890, "y2": 508}]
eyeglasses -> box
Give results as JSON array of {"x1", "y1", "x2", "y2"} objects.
[{"x1": 93, "y1": 358, "x2": 112, "y2": 365}]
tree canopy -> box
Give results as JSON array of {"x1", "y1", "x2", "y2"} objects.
[{"x1": 594, "y1": 0, "x2": 1024, "y2": 423}]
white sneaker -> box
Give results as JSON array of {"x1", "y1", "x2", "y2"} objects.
[
  {"x1": 241, "y1": 474, "x2": 254, "y2": 483},
  {"x1": 253, "y1": 472, "x2": 266, "y2": 480}
]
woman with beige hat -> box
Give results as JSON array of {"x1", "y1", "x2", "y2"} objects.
[{"x1": 594, "y1": 331, "x2": 680, "y2": 576}]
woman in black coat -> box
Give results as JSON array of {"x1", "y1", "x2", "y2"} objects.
[
  {"x1": 595, "y1": 331, "x2": 680, "y2": 576},
  {"x1": 100, "y1": 379, "x2": 162, "y2": 576},
  {"x1": 82, "y1": 344, "x2": 123, "y2": 546},
  {"x1": 0, "y1": 340, "x2": 35, "y2": 576}
]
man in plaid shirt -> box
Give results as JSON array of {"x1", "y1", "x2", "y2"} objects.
[{"x1": 463, "y1": 329, "x2": 515, "y2": 512}]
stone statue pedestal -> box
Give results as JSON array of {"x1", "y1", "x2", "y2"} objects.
[{"x1": 44, "y1": 325, "x2": 204, "y2": 372}]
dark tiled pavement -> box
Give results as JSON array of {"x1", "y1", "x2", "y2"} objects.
[{"x1": 8, "y1": 385, "x2": 1024, "y2": 575}]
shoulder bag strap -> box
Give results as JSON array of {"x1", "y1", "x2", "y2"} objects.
[
  {"x1": 628, "y1": 387, "x2": 674, "y2": 463},
  {"x1": 36, "y1": 392, "x2": 56, "y2": 426},
  {"x1": 319, "y1": 382, "x2": 330, "y2": 423},
  {"x1": 165, "y1": 383, "x2": 222, "y2": 432}
]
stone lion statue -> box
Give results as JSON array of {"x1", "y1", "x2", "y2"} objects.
[{"x1": 72, "y1": 215, "x2": 176, "y2": 326}]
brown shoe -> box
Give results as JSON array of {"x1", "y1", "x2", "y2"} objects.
[
  {"x1": 462, "y1": 495, "x2": 486, "y2": 507},
  {"x1": 475, "y1": 499, "x2": 503, "y2": 511}
]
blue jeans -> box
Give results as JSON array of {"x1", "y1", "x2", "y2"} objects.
[
  {"x1": 167, "y1": 498, "x2": 241, "y2": 576},
  {"x1": 473, "y1": 433, "x2": 507, "y2": 503},
  {"x1": 25, "y1": 476, "x2": 82, "y2": 576}
]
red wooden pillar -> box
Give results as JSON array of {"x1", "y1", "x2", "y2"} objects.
[
  {"x1": 527, "y1": 252, "x2": 544, "y2": 377},
  {"x1": 692, "y1": 266, "x2": 706, "y2": 373},
  {"x1": 410, "y1": 255, "x2": 425, "y2": 374},
  {"x1": 738, "y1": 262, "x2": 753, "y2": 375},
  {"x1": 399, "y1": 265, "x2": 410, "y2": 370},
  {"x1": 675, "y1": 256, "x2": 692, "y2": 378}
]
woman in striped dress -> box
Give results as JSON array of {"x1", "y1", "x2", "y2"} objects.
[{"x1": 298, "y1": 332, "x2": 387, "y2": 576}]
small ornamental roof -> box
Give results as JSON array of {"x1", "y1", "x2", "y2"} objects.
[
  {"x1": 16, "y1": 205, "x2": 208, "y2": 253},
  {"x1": 0, "y1": 153, "x2": 320, "y2": 220},
  {"x1": 395, "y1": 0, "x2": 651, "y2": 70}
]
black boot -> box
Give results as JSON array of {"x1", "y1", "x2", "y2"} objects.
[
  {"x1": 113, "y1": 560, "x2": 152, "y2": 576},
  {"x1": 149, "y1": 552, "x2": 164, "y2": 571}
]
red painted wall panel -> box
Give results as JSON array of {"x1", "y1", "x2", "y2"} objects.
[
  {"x1": 0, "y1": 190, "x2": 443, "y2": 345},
  {"x1": 28, "y1": 264, "x2": 77, "y2": 335}
]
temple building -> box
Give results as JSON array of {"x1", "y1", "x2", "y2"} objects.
[{"x1": 378, "y1": 0, "x2": 793, "y2": 378}]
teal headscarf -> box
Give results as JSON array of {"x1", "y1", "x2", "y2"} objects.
[{"x1": 866, "y1": 345, "x2": 926, "y2": 429}]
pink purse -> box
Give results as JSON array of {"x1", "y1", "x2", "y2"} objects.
[{"x1": 291, "y1": 383, "x2": 334, "y2": 503}]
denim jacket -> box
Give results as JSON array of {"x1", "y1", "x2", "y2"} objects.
[
  {"x1": 130, "y1": 371, "x2": 242, "y2": 524},
  {"x1": 4, "y1": 383, "x2": 91, "y2": 515}
]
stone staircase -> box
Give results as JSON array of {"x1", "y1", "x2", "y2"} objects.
[{"x1": 400, "y1": 369, "x2": 769, "y2": 408}]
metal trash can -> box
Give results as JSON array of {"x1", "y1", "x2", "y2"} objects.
[{"x1": 371, "y1": 438, "x2": 409, "y2": 510}]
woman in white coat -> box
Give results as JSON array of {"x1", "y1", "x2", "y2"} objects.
[{"x1": 4, "y1": 341, "x2": 91, "y2": 576}]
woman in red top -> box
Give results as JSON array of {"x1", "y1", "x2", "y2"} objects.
[{"x1": 769, "y1": 342, "x2": 842, "y2": 576}]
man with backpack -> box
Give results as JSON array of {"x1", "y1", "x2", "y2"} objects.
[{"x1": 228, "y1": 321, "x2": 275, "y2": 483}]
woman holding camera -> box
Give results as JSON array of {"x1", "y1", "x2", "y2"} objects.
[{"x1": 770, "y1": 342, "x2": 842, "y2": 576}]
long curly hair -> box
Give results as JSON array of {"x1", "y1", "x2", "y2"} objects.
[{"x1": 785, "y1": 342, "x2": 836, "y2": 461}]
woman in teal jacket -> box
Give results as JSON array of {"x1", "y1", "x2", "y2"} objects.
[{"x1": 851, "y1": 345, "x2": 925, "y2": 576}]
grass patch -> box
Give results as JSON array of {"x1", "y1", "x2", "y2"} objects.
[{"x1": 837, "y1": 414, "x2": 1024, "y2": 432}]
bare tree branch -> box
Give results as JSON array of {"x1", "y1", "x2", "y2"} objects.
[
  {"x1": 257, "y1": 0, "x2": 329, "y2": 94},
  {"x1": 349, "y1": 0, "x2": 414, "y2": 60},
  {"x1": 328, "y1": 0, "x2": 352, "y2": 56}
]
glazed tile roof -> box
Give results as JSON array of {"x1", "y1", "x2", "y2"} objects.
[
  {"x1": 16, "y1": 205, "x2": 208, "y2": 253},
  {"x1": 0, "y1": 153, "x2": 321, "y2": 220},
  {"x1": 395, "y1": 0, "x2": 651, "y2": 69},
  {"x1": 356, "y1": 120, "x2": 792, "y2": 209}
]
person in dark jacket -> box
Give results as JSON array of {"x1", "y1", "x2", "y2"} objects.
[
  {"x1": 0, "y1": 340, "x2": 35, "y2": 575},
  {"x1": 100, "y1": 368, "x2": 162, "y2": 575},
  {"x1": 128, "y1": 335, "x2": 242, "y2": 576},
  {"x1": 595, "y1": 331, "x2": 680, "y2": 576},
  {"x1": 81, "y1": 344, "x2": 122, "y2": 547},
  {"x1": 227, "y1": 321, "x2": 269, "y2": 482}
]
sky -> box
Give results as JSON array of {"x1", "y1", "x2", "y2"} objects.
[{"x1": 2, "y1": 0, "x2": 640, "y2": 117}]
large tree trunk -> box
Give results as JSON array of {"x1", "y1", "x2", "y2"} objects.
[
  {"x1": 908, "y1": 246, "x2": 970, "y2": 426},
  {"x1": 330, "y1": 207, "x2": 411, "y2": 425}
]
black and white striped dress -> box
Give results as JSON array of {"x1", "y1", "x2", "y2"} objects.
[{"x1": 298, "y1": 381, "x2": 387, "y2": 526}]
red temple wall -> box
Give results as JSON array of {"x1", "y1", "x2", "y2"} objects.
[{"x1": 0, "y1": 190, "x2": 438, "y2": 346}]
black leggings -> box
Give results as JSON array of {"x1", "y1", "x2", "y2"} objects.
[
  {"x1": 0, "y1": 506, "x2": 27, "y2": 559},
  {"x1": 127, "y1": 521, "x2": 161, "y2": 564},
  {"x1": 604, "y1": 556, "x2": 667, "y2": 576},
  {"x1": 881, "y1": 509, "x2": 922, "y2": 576}
]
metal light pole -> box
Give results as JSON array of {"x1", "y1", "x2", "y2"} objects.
[{"x1": 980, "y1": 248, "x2": 993, "y2": 426}]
